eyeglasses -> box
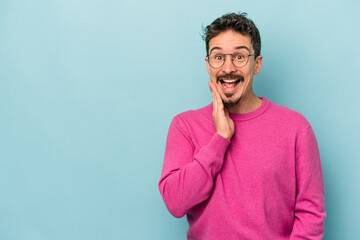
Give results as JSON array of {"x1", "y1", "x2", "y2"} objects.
[{"x1": 207, "y1": 52, "x2": 257, "y2": 69}]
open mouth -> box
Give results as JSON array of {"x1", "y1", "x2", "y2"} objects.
[{"x1": 219, "y1": 78, "x2": 243, "y2": 91}]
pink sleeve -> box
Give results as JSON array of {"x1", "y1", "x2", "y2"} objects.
[
  {"x1": 290, "y1": 125, "x2": 326, "y2": 239},
  {"x1": 158, "y1": 116, "x2": 230, "y2": 218}
]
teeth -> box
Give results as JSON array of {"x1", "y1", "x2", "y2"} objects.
[{"x1": 222, "y1": 79, "x2": 238, "y2": 83}]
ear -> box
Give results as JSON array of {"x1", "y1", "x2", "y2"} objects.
[
  {"x1": 205, "y1": 56, "x2": 211, "y2": 74},
  {"x1": 254, "y1": 55, "x2": 263, "y2": 75}
]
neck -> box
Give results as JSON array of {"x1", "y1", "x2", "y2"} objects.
[{"x1": 227, "y1": 90, "x2": 262, "y2": 114}]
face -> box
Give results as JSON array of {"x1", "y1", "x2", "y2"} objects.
[{"x1": 205, "y1": 30, "x2": 263, "y2": 108}]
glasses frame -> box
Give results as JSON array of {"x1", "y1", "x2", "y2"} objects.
[{"x1": 207, "y1": 52, "x2": 258, "y2": 69}]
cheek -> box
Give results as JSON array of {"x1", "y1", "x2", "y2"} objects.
[
  {"x1": 242, "y1": 68, "x2": 253, "y2": 81},
  {"x1": 210, "y1": 70, "x2": 219, "y2": 82}
]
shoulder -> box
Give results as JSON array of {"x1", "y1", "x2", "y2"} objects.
[
  {"x1": 170, "y1": 104, "x2": 213, "y2": 136},
  {"x1": 173, "y1": 103, "x2": 213, "y2": 125},
  {"x1": 267, "y1": 99, "x2": 311, "y2": 130}
]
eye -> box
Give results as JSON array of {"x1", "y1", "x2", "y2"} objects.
[
  {"x1": 214, "y1": 55, "x2": 223, "y2": 61},
  {"x1": 234, "y1": 53, "x2": 246, "y2": 60}
]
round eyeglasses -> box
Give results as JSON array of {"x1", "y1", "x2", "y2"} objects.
[{"x1": 207, "y1": 52, "x2": 257, "y2": 69}]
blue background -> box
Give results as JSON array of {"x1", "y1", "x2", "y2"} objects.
[{"x1": 0, "y1": 0, "x2": 359, "y2": 239}]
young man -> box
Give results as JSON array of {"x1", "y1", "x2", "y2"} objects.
[{"x1": 158, "y1": 12, "x2": 326, "y2": 239}]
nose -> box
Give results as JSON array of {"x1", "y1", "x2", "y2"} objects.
[{"x1": 222, "y1": 55, "x2": 237, "y2": 74}]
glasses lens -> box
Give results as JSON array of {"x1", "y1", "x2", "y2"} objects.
[
  {"x1": 209, "y1": 53, "x2": 224, "y2": 68},
  {"x1": 232, "y1": 52, "x2": 248, "y2": 68}
]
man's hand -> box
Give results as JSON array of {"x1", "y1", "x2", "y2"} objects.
[{"x1": 209, "y1": 82, "x2": 235, "y2": 141}]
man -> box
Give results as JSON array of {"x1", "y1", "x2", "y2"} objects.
[{"x1": 158, "y1": 12, "x2": 326, "y2": 239}]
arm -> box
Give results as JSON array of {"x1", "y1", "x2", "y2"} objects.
[
  {"x1": 158, "y1": 82, "x2": 234, "y2": 218},
  {"x1": 290, "y1": 125, "x2": 326, "y2": 239},
  {"x1": 158, "y1": 117, "x2": 230, "y2": 218}
]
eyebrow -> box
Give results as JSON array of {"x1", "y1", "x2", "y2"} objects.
[{"x1": 209, "y1": 46, "x2": 251, "y2": 54}]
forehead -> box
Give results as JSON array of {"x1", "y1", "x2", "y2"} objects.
[{"x1": 209, "y1": 30, "x2": 253, "y2": 53}]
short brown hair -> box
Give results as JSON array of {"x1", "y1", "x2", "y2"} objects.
[{"x1": 202, "y1": 12, "x2": 261, "y2": 57}]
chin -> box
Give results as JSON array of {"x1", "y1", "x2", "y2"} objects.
[{"x1": 222, "y1": 96, "x2": 242, "y2": 108}]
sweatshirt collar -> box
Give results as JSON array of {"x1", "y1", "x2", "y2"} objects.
[{"x1": 208, "y1": 97, "x2": 270, "y2": 122}]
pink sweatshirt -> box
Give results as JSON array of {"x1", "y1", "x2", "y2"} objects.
[{"x1": 158, "y1": 97, "x2": 326, "y2": 240}]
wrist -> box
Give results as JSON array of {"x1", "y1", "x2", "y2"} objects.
[{"x1": 216, "y1": 132, "x2": 232, "y2": 141}]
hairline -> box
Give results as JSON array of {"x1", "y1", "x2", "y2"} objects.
[{"x1": 209, "y1": 46, "x2": 251, "y2": 55}]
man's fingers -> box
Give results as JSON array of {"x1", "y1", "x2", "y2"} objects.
[
  {"x1": 209, "y1": 82, "x2": 224, "y2": 111},
  {"x1": 224, "y1": 107, "x2": 230, "y2": 117},
  {"x1": 209, "y1": 82, "x2": 217, "y2": 112},
  {"x1": 209, "y1": 82, "x2": 234, "y2": 140}
]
